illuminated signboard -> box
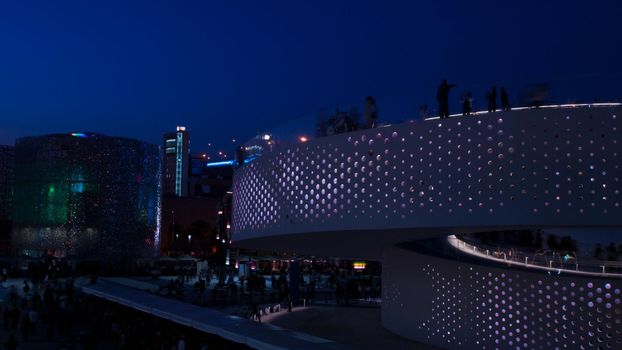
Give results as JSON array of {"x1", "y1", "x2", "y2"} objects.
[{"x1": 353, "y1": 261, "x2": 367, "y2": 270}]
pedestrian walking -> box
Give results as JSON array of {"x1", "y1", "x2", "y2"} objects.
[
  {"x1": 364, "y1": 96, "x2": 378, "y2": 128},
  {"x1": 437, "y1": 79, "x2": 456, "y2": 118},
  {"x1": 486, "y1": 86, "x2": 497, "y2": 112},
  {"x1": 461, "y1": 92, "x2": 473, "y2": 115},
  {"x1": 500, "y1": 87, "x2": 511, "y2": 111},
  {"x1": 251, "y1": 302, "x2": 261, "y2": 322}
]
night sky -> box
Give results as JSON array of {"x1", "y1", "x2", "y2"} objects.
[{"x1": 1, "y1": 0, "x2": 621, "y2": 153}]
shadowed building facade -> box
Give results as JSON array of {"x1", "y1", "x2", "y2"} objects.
[
  {"x1": 0, "y1": 145, "x2": 14, "y2": 254},
  {"x1": 12, "y1": 133, "x2": 160, "y2": 261}
]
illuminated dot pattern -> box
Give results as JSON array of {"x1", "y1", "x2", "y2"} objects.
[
  {"x1": 232, "y1": 107, "x2": 622, "y2": 237},
  {"x1": 418, "y1": 264, "x2": 622, "y2": 350}
]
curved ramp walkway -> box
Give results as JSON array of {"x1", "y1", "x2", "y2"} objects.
[{"x1": 82, "y1": 281, "x2": 347, "y2": 350}]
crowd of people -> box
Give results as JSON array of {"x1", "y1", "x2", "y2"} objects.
[
  {"x1": 1, "y1": 271, "x2": 80, "y2": 349},
  {"x1": 0, "y1": 273, "x2": 254, "y2": 349},
  {"x1": 82, "y1": 296, "x2": 251, "y2": 350},
  {"x1": 164, "y1": 260, "x2": 382, "y2": 320},
  {"x1": 314, "y1": 79, "x2": 518, "y2": 139},
  {"x1": 437, "y1": 79, "x2": 512, "y2": 118},
  {"x1": 335, "y1": 276, "x2": 380, "y2": 306},
  {"x1": 0, "y1": 256, "x2": 383, "y2": 348}
]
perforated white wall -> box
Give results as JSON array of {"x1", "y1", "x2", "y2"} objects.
[
  {"x1": 233, "y1": 106, "x2": 622, "y2": 242},
  {"x1": 383, "y1": 245, "x2": 622, "y2": 350}
]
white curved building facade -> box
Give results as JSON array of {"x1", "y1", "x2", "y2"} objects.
[
  {"x1": 383, "y1": 244, "x2": 622, "y2": 350},
  {"x1": 232, "y1": 105, "x2": 622, "y2": 349}
]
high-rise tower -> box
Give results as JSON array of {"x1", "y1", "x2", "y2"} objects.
[{"x1": 162, "y1": 126, "x2": 190, "y2": 197}]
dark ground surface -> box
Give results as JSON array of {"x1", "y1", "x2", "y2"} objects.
[{"x1": 267, "y1": 305, "x2": 444, "y2": 350}]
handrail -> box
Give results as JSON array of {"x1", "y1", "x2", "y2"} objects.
[
  {"x1": 246, "y1": 102, "x2": 622, "y2": 151},
  {"x1": 424, "y1": 102, "x2": 622, "y2": 120},
  {"x1": 456, "y1": 235, "x2": 622, "y2": 268},
  {"x1": 448, "y1": 235, "x2": 622, "y2": 278}
]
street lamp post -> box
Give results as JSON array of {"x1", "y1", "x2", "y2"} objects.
[{"x1": 187, "y1": 234, "x2": 192, "y2": 255}]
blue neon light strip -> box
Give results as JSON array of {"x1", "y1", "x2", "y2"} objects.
[
  {"x1": 206, "y1": 160, "x2": 236, "y2": 167},
  {"x1": 70, "y1": 133, "x2": 89, "y2": 138},
  {"x1": 206, "y1": 156, "x2": 257, "y2": 168}
]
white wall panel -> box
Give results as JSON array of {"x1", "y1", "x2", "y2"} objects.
[{"x1": 233, "y1": 106, "x2": 622, "y2": 243}]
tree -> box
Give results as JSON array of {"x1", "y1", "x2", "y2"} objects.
[
  {"x1": 519, "y1": 230, "x2": 533, "y2": 247},
  {"x1": 606, "y1": 243, "x2": 617, "y2": 261},
  {"x1": 558, "y1": 236, "x2": 577, "y2": 253},
  {"x1": 594, "y1": 244, "x2": 605, "y2": 260},
  {"x1": 534, "y1": 229, "x2": 543, "y2": 249},
  {"x1": 547, "y1": 234, "x2": 559, "y2": 250}
]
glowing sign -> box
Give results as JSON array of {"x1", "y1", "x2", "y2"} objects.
[
  {"x1": 70, "y1": 133, "x2": 88, "y2": 138},
  {"x1": 353, "y1": 261, "x2": 367, "y2": 270}
]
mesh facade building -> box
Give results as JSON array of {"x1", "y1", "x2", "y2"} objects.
[
  {"x1": 12, "y1": 133, "x2": 160, "y2": 260},
  {"x1": 0, "y1": 146, "x2": 14, "y2": 222},
  {"x1": 0, "y1": 146, "x2": 14, "y2": 254}
]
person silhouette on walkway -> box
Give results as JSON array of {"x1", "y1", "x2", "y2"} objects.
[
  {"x1": 461, "y1": 92, "x2": 473, "y2": 116},
  {"x1": 500, "y1": 87, "x2": 511, "y2": 111},
  {"x1": 437, "y1": 79, "x2": 456, "y2": 118},
  {"x1": 364, "y1": 96, "x2": 378, "y2": 128},
  {"x1": 486, "y1": 86, "x2": 497, "y2": 113},
  {"x1": 251, "y1": 302, "x2": 261, "y2": 322}
]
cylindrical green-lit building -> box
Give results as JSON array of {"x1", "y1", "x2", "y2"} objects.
[{"x1": 12, "y1": 133, "x2": 160, "y2": 261}]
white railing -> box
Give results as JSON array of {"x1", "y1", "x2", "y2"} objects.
[
  {"x1": 424, "y1": 102, "x2": 622, "y2": 120},
  {"x1": 448, "y1": 235, "x2": 622, "y2": 278}
]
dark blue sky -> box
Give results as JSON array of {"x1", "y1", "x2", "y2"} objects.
[{"x1": 1, "y1": 0, "x2": 621, "y2": 153}]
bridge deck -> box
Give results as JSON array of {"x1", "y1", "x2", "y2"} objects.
[{"x1": 82, "y1": 281, "x2": 347, "y2": 350}]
